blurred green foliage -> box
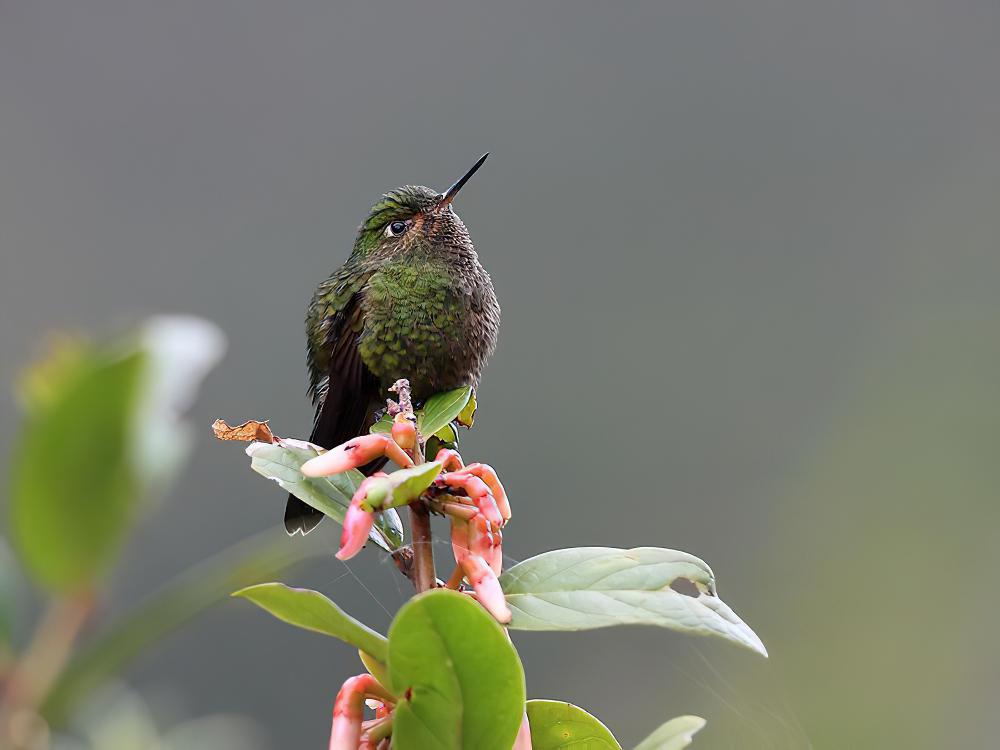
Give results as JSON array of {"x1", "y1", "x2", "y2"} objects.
[
  {"x1": 0, "y1": 317, "x2": 323, "y2": 749},
  {"x1": 11, "y1": 348, "x2": 146, "y2": 592}
]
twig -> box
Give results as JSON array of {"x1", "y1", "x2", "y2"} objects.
[
  {"x1": 0, "y1": 593, "x2": 94, "y2": 747},
  {"x1": 409, "y1": 504, "x2": 436, "y2": 592},
  {"x1": 389, "y1": 379, "x2": 436, "y2": 592}
]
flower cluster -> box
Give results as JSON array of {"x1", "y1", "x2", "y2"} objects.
[{"x1": 300, "y1": 422, "x2": 512, "y2": 622}]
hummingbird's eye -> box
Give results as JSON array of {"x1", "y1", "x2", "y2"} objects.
[{"x1": 385, "y1": 220, "x2": 409, "y2": 238}]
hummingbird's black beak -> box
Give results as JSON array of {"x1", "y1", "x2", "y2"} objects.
[{"x1": 436, "y1": 153, "x2": 489, "y2": 211}]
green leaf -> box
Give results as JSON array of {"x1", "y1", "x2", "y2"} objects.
[
  {"x1": 634, "y1": 716, "x2": 706, "y2": 750},
  {"x1": 431, "y1": 421, "x2": 459, "y2": 445},
  {"x1": 526, "y1": 700, "x2": 621, "y2": 749},
  {"x1": 10, "y1": 350, "x2": 146, "y2": 592},
  {"x1": 500, "y1": 547, "x2": 767, "y2": 656},
  {"x1": 246, "y1": 439, "x2": 403, "y2": 551},
  {"x1": 456, "y1": 389, "x2": 477, "y2": 427},
  {"x1": 388, "y1": 589, "x2": 525, "y2": 750},
  {"x1": 232, "y1": 582, "x2": 388, "y2": 663},
  {"x1": 358, "y1": 649, "x2": 390, "y2": 687},
  {"x1": 370, "y1": 414, "x2": 393, "y2": 435},
  {"x1": 382, "y1": 461, "x2": 443, "y2": 508},
  {"x1": 9, "y1": 317, "x2": 224, "y2": 593},
  {"x1": 417, "y1": 386, "x2": 473, "y2": 438}
]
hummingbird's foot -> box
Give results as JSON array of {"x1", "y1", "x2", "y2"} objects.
[{"x1": 329, "y1": 673, "x2": 395, "y2": 750}]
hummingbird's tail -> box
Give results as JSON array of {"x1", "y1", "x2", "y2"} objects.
[{"x1": 284, "y1": 379, "x2": 384, "y2": 535}]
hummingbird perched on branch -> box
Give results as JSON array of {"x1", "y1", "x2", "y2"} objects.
[{"x1": 285, "y1": 154, "x2": 500, "y2": 535}]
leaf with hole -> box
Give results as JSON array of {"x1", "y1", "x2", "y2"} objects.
[
  {"x1": 246, "y1": 439, "x2": 402, "y2": 551},
  {"x1": 388, "y1": 589, "x2": 525, "y2": 750},
  {"x1": 232, "y1": 583, "x2": 388, "y2": 663},
  {"x1": 500, "y1": 547, "x2": 766, "y2": 656},
  {"x1": 634, "y1": 716, "x2": 706, "y2": 750},
  {"x1": 526, "y1": 700, "x2": 621, "y2": 749}
]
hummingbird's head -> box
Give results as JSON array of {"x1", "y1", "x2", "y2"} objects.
[{"x1": 352, "y1": 154, "x2": 488, "y2": 260}]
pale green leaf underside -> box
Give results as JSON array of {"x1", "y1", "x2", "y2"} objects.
[
  {"x1": 526, "y1": 700, "x2": 621, "y2": 749},
  {"x1": 246, "y1": 439, "x2": 402, "y2": 551},
  {"x1": 500, "y1": 547, "x2": 766, "y2": 656},
  {"x1": 634, "y1": 716, "x2": 706, "y2": 750},
  {"x1": 232, "y1": 582, "x2": 388, "y2": 663}
]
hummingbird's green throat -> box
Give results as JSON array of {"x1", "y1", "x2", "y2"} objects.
[{"x1": 285, "y1": 155, "x2": 501, "y2": 535}]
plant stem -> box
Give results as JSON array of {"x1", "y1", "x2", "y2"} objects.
[
  {"x1": 409, "y1": 503, "x2": 436, "y2": 592},
  {"x1": 0, "y1": 592, "x2": 94, "y2": 747},
  {"x1": 40, "y1": 526, "x2": 323, "y2": 728}
]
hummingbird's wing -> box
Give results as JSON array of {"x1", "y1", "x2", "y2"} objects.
[{"x1": 285, "y1": 286, "x2": 382, "y2": 535}]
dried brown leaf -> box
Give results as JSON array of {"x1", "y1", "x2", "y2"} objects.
[{"x1": 212, "y1": 418, "x2": 275, "y2": 443}]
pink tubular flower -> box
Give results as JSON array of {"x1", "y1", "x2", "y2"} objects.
[
  {"x1": 434, "y1": 448, "x2": 465, "y2": 472},
  {"x1": 439, "y1": 473, "x2": 503, "y2": 527},
  {"x1": 513, "y1": 712, "x2": 533, "y2": 750},
  {"x1": 335, "y1": 476, "x2": 391, "y2": 561},
  {"x1": 461, "y1": 554, "x2": 511, "y2": 623},
  {"x1": 336, "y1": 503, "x2": 376, "y2": 561},
  {"x1": 302, "y1": 434, "x2": 414, "y2": 477},
  {"x1": 461, "y1": 462, "x2": 511, "y2": 523},
  {"x1": 390, "y1": 418, "x2": 417, "y2": 453},
  {"x1": 329, "y1": 675, "x2": 394, "y2": 750}
]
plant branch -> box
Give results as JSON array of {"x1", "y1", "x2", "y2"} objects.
[
  {"x1": 409, "y1": 503, "x2": 436, "y2": 592},
  {"x1": 0, "y1": 592, "x2": 94, "y2": 745},
  {"x1": 40, "y1": 526, "x2": 324, "y2": 728},
  {"x1": 389, "y1": 379, "x2": 436, "y2": 593}
]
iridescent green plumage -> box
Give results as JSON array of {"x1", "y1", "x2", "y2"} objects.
[{"x1": 286, "y1": 159, "x2": 499, "y2": 534}]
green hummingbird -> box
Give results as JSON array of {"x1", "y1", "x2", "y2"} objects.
[{"x1": 285, "y1": 154, "x2": 500, "y2": 535}]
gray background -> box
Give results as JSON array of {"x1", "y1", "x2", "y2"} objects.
[{"x1": 2, "y1": 2, "x2": 999, "y2": 748}]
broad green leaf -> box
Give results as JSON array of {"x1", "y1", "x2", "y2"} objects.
[
  {"x1": 500, "y1": 547, "x2": 767, "y2": 656},
  {"x1": 232, "y1": 583, "x2": 388, "y2": 663},
  {"x1": 10, "y1": 350, "x2": 146, "y2": 592},
  {"x1": 634, "y1": 716, "x2": 706, "y2": 750},
  {"x1": 417, "y1": 386, "x2": 473, "y2": 438},
  {"x1": 388, "y1": 589, "x2": 525, "y2": 750},
  {"x1": 246, "y1": 439, "x2": 402, "y2": 551},
  {"x1": 526, "y1": 700, "x2": 621, "y2": 749}
]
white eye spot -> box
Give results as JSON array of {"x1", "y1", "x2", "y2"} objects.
[{"x1": 385, "y1": 220, "x2": 409, "y2": 238}]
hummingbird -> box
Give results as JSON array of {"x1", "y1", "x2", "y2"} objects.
[{"x1": 285, "y1": 154, "x2": 500, "y2": 535}]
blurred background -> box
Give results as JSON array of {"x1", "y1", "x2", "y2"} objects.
[{"x1": 2, "y1": 1, "x2": 999, "y2": 748}]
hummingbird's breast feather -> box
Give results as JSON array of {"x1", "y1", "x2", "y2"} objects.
[{"x1": 358, "y1": 257, "x2": 499, "y2": 398}]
